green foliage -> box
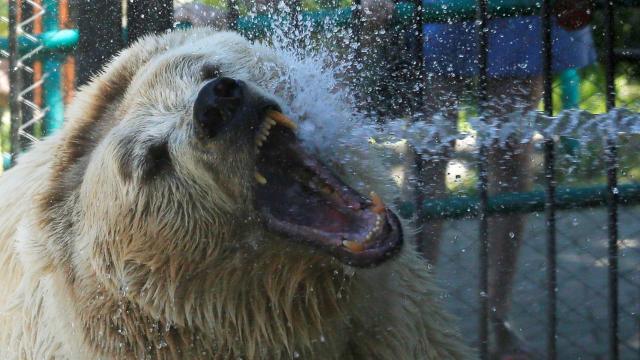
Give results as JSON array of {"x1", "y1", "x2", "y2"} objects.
[
  {"x1": 1, "y1": 113, "x2": 8, "y2": 154},
  {"x1": 0, "y1": 2, "x2": 7, "y2": 37}
]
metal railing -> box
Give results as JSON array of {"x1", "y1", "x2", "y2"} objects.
[{"x1": 1, "y1": 0, "x2": 66, "y2": 168}]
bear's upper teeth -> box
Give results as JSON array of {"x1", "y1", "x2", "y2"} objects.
[
  {"x1": 255, "y1": 111, "x2": 296, "y2": 152},
  {"x1": 266, "y1": 110, "x2": 297, "y2": 130},
  {"x1": 254, "y1": 112, "x2": 297, "y2": 185}
]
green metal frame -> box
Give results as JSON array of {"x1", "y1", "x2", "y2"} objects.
[
  {"x1": 3, "y1": 1, "x2": 640, "y2": 52},
  {"x1": 42, "y1": 0, "x2": 64, "y2": 134},
  {"x1": 0, "y1": 29, "x2": 78, "y2": 58},
  {"x1": 398, "y1": 183, "x2": 640, "y2": 220}
]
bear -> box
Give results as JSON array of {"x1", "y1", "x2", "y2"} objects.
[{"x1": 0, "y1": 29, "x2": 472, "y2": 359}]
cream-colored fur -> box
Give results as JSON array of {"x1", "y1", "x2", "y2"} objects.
[{"x1": 0, "y1": 29, "x2": 472, "y2": 359}]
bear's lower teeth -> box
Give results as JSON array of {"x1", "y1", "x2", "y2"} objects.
[
  {"x1": 342, "y1": 240, "x2": 365, "y2": 253},
  {"x1": 341, "y1": 213, "x2": 385, "y2": 253},
  {"x1": 370, "y1": 192, "x2": 386, "y2": 214},
  {"x1": 255, "y1": 172, "x2": 267, "y2": 185}
]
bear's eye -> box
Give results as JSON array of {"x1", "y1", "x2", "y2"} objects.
[
  {"x1": 200, "y1": 63, "x2": 220, "y2": 81},
  {"x1": 141, "y1": 141, "x2": 172, "y2": 182}
]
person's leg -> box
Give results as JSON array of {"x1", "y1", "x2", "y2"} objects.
[
  {"x1": 485, "y1": 76, "x2": 542, "y2": 356},
  {"x1": 410, "y1": 75, "x2": 466, "y2": 265}
]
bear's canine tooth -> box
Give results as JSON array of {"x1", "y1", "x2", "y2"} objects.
[
  {"x1": 342, "y1": 240, "x2": 365, "y2": 253},
  {"x1": 266, "y1": 110, "x2": 297, "y2": 130},
  {"x1": 255, "y1": 172, "x2": 267, "y2": 185},
  {"x1": 370, "y1": 192, "x2": 385, "y2": 214}
]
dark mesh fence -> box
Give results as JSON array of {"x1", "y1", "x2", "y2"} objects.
[{"x1": 436, "y1": 206, "x2": 640, "y2": 358}]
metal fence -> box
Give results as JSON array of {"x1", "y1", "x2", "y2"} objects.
[{"x1": 1, "y1": 1, "x2": 640, "y2": 359}]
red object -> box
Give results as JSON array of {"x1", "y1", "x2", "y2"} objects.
[{"x1": 554, "y1": 0, "x2": 592, "y2": 30}]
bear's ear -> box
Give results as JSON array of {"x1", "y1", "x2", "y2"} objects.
[
  {"x1": 53, "y1": 30, "x2": 202, "y2": 180},
  {"x1": 38, "y1": 30, "x2": 207, "y2": 230}
]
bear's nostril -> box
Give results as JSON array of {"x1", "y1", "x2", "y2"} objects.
[
  {"x1": 212, "y1": 77, "x2": 241, "y2": 99},
  {"x1": 193, "y1": 77, "x2": 244, "y2": 140}
]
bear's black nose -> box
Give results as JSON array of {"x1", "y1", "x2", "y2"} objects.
[{"x1": 193, "y1": 77, "x2": 244, "y2": 139}]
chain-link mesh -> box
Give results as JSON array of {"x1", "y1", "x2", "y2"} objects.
[
  {"x1": 0, "y1": 0, "x2": 48, "y2": 163},
  {"x1": 435, "y1": 206, "x2": 640, "y2": 358}
]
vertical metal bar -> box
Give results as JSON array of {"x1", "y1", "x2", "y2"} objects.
[
  {"x1": 477, "y1": 0, "x2": 488, "y2": 107},
  {"x1": 476, "y1": 1, "x2": 489, "y2": 359},
  {"x1": 411, "y1": 0, "x2": 424, "y2": 108},
  {"x1": 9, "y1": 0, "x2": 22, "y2": 165},
  {"x1": 604, "y1": 1, "x2": 619, "y2": 359},
  {"x1": 477, "y1": 137, "x2": 489, "y2": 360},
  {"x1": 543, "y1": 141, "x2": 557, "y2": 360},
  {"x1": 127, "y1": 0, "x2": 174, "y2": 44},
  {"x1": 59, "y1": 0, "x2": 75, "y2": 105},
  {"x1": 541, "y1": 0, "x2": 552, "y2": 117},
  {"x1": 351, "y1": 0, "x2": 362, "y2": 56},
  {"x1": 541, "y1": 0, "x2": 557, "y2": 359},
  {"x1": 604, "y1": 1, "x2": 616, "y2": 112},
  {"x1": 75, "y1": 0, "x2": 123, "y2": 86},
  {"x1": 290, "y1": 0, "x2": 302, "y2": 34},
  {"x1": 226, "y1": 0, "x2": 239, "y2": 32},
  {"x1": 606, "y1": 139, "x2": 619, "y2": 360},
  {"x1": 42, "y1": 0, "x2": 63, "y2": 135}
]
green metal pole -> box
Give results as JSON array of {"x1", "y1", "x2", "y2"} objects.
[
  {"x1": 397, "y1": 183, "x2": 640, "y2": 220},
  {"x1": 560, "y1": 68, "x2": 580, "y2": 109},
  {"x1": 0, "y1": 29, "x2": 78, "y2": 57},
  {"x1": 42, "y1": 0, "x2": 64, "y2": 135},
  {"x1": 559, "y1": 69, "x2": 582, "y2": 156},
  {"x1": 2, "y1": 153, "x2": 11, "y2": 170}
]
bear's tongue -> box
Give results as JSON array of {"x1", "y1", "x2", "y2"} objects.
[{"x1": 253, "y1": 112, "x2": 402, "y2": 267}]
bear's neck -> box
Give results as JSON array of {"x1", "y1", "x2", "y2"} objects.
[{"x1": 69, "y1": 253, "x2": 353, "y2": 358}]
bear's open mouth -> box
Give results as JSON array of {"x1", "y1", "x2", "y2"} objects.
[{"x1": 253, "y1": 111, "x2": 403, "y2": 267}]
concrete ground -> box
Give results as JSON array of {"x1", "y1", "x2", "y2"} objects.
[{"x1": 434, "y1": 206, "x2": 640, "y2": 359}]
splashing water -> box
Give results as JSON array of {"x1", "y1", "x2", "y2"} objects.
[
  {"x1": 258, "y1": 15, "x2": 640, "y2": 169},
  {"x1": 256, "y1": 10, "x2": 388, "y2": 182}
]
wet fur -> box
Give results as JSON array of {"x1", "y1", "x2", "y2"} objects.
[{"x1": 0, "y1": 30, "x2": 471, "y2": 359}]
